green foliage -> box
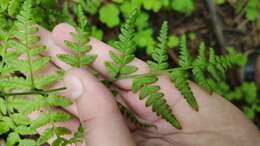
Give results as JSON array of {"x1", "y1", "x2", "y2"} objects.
[
  {"x1": 0, "y1": 1, "x2": 81, "y2": 145},
  {"x1": 0, "y1": 0, "x2": 66, "y2": 30},
  {"x1": 245, "y1": 0, "x2": 258, "y2": 21},
  {"x1": 0, "y1": 0, "x2": 258, "y2": 143},
  {"x1": 170, "y1": 36, "x2": 246, "y2": 111},
  {"x1": 171, "y1": 0, "x2": 194, "y2": 14},
  {"x1": 99, "y1": 4, "x2": 120, "y2": 27}
]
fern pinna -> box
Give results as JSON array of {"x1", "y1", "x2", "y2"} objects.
[
  {"x1": 57, "y1": 5, "x2": 97, "y2": 68},
  {"x1": 0, "y1": 1, "x2": 82, "y2": 145}
]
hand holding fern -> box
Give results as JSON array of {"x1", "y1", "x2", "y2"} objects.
[{"x1": 37, "y1": 23, "x2": 260, "y2": 146}]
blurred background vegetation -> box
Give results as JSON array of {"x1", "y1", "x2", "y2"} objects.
[{"x1": 0, "y1": 0, "x2": 259, "y2": 127}]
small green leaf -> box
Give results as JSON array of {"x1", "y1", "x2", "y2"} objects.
[
  {"x1": 57, "y1": 54, "x2": 79, "y2": 67},
  {"x1": 171, "y1": 0, "x2": 194, "y2": 14},
  {"x1": 15, "y1": 126, "x2": 36, "y2": 135},
  {"x1": 105, "y1": 61, "x2": 120, "y2": 79},
  {"x1": 145, "y1": 93, "x2": 164, "y2": 107},
  {"x1": 30, "y1": 113, "x2": 50, "y2": 129},
  {"x1": 140, "y1": 85, "x2": 160, "y2": 99},
  {"x1": 120, "y1": 65, "x2": 137, "y2": 75},
  {"x1": 7, "y1": 132, "x2": 20, "y2": 146},
  {"x1": 51, "y1": 111, "x2": 71, "y2": 122},
  {"x1": 0, "y1": 98, "x2": 7, "y2": 115},
  {"x1": 80, "y1": 54, "x2": 97, "y2": 65},
  {"x1": 19, "y1": 139, "x2": 37, "y2": 146},
  {"x1": 109, "y1": 51, "x2": 122, "y2": 64},
  {"x1": 11, "y1": 113, "x2": 31, "y2": 125},
  {"x1": 168, "y1": 35, "x2": 179, "y2": 48},
  {"x1": 55, "y1": 127, "x2": 71, "y2": 136},
  {"x1": 143, "y1": 0, "x2": 162, "y2": 12},
  {"x1": 0, "y1": 121, "x2": 10, "y2": 134},
  {"x1": 132, "y1": 76, "x2": 158, "y2": 92},
  {"x1": 99, "y1": 4, "x2": 120, "y2": 27},
  {"x1": 47, "y1": 95, "x2": 72, "y2": 107}
]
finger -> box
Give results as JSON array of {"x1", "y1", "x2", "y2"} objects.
[
  {"x1": 62, "y1": 68, "x2": 135, "y2": 146},
  {"x1": 51, "y1": 23, "x2": 149, "y2": 90},
  {"x1": 36, "y1": 26, "x2": 72, "y2": 71}
]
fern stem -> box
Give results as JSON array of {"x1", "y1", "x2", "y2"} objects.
[
  {"x1": 118, "y1": 66, "x2": 193, "y2": 80},
  {"x1": 0, "y1": 87, "x2": 66, "y2": 97}
]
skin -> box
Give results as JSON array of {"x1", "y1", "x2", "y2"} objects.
[{"x1": 33, "y1": 23, "x2": 260, "y2": 146}]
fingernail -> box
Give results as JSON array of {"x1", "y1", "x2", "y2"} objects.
[{"x1": 64, "y1": 75, "x2": 84, "y2": 100}]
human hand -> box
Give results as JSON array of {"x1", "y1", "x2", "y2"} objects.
[{"x1": 36, "y1": 23, "x2": 260, "y2": 146}]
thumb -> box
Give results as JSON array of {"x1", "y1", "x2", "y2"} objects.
[{"x1": 63, "y1": 69, "x2": 135, "y2": 146}]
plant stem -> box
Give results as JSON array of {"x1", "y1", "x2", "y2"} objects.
[
  {"x1": 0, "y1": 87, "x2": 66, "y2": 97},
  {"x1": 118, "y1": 66, "x2": 193, "y2": 80}
]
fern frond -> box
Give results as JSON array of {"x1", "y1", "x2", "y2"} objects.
[
  {"x1": 148, "y1": 21, "x2": 169, "y2": 71},
  {"x1": 170, "y1": 70, "x2": 198, "y2": 111},
  {"x1": 170, "y1": 34, "x2": 199, "y2": 111},
  {"x1": 14, "y1": 0, "x2": 40, "y2": 88},
  {"x1": 8, "y1": 0, "x2": 22, "y2": 17},
  {"x1": 117, "y1": 102, "x2": 155, "y2": 128},
  {"x1": 105, "y1": 9, "x2": 138, "y2": 79},
  {"x1": 192, "y1": 42, "x2": 211, "y2": 92},
  {"x1": 57, "y1": 5, "x2": 96, "y2": 68},
  {"x1": 132, "y1": 75, "x2": 182, "y2": 129},
  {"x1": 179, "y1": 34, "x2": 192, "y2": 67}
]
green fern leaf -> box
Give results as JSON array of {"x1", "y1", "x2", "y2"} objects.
[
  {"x1": 192, "y1": 42, "x2": 211, "y2": 92},
  {"x1": 105, "y1": 62, "x2": 120, "y2": 79},
  {"x1": 57, "y1": 54, "x2": 79, "y2": 67},
  {"x1": 58, "y1": 5, "x2": 96, "y2": 68},
  {"x1": 106, "y1": 9, "x2": 139, "y2": 79},
  {"x1": 179, "y1": 34, "x2": 192, "y2": 67},
  {"x1": 117, "y1": 102, "x2": 155, "y2": 128},
  {"x1": 15, "y1": 126, "x2": 36, "y2": 135},
  {"x1": 148, "y1": 21, "x2": 169, "y2": 71},
  {"x1": 30, "y1": 113, "x2": 50, "y2": 130},
  {"x1": 132, "y1": 75, "x2": 181, "y2": 129},
  {"x1": 35, "y1": 70, "x2": 64, "y2": 89},
  {"x1": 11, "y1": 113, "x2": 31, "y2": 125},
  {"x1": 170, "y1": 70, "x2": 199, "y2": 111},
  {"x1": 132, "y1": 76, "x2": 158, "y2": 92},
  {"x1": 47, "y1": 95, "x2": 72, "y2": 107},
  {"x1": 140, "y1": 85, "x2": 160, "y2": 99},
  {"x1": 50, "y1": 111, "x2": 71, "y2": 122},
  {"x1": 54, "y1": 127, "x2": 71, "y2": 136}
]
